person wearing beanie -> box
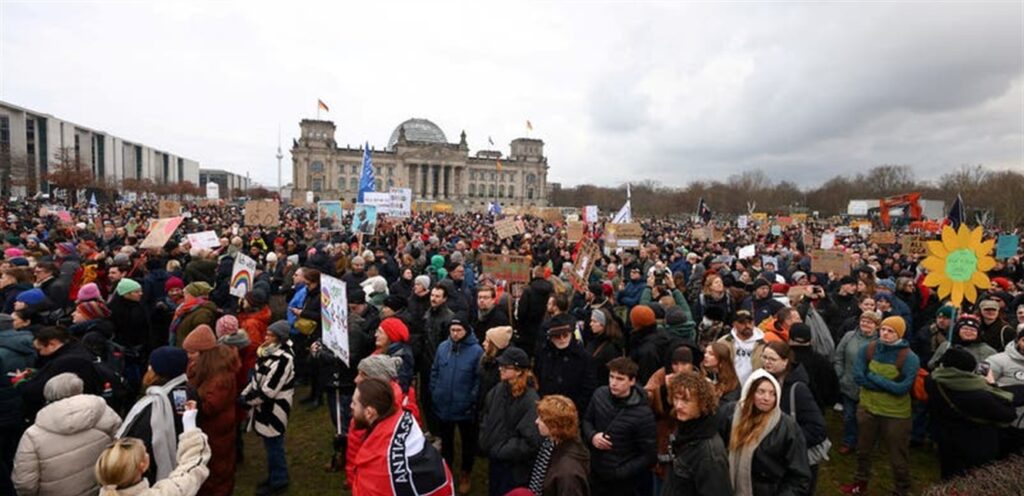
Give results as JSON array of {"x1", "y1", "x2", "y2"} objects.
[
  {"x1": 13, "y1": 288, "x2": 48, "y2": 311},
  {"x1": 928, "y1": 314, "x2": 997, "y2": 370},
  {"x1": 926, "y1": 346, "x2": 1016, "y2": 480},
  {"x1": 116, "y1": 278, "x2": 143, "y2": 298},
  {"x1": 914, "y1": 305, "x2": 955, "y2": 368},
  {"x1": 629, "y1": 305, "x2": 672, "y2": 384},
  {"x1": 977, "y1": 298, "x2": 1015, "y2": 352},
  {"x1": 740, "y1": 277, "x2": 785, "y2": 328},
  {"x1": 833, "y1": 309, "x2": 881, "y2": 454},
  {"x1": 788, "y1": 322, "x2": 840, "y2": 412},
  {"x1": 75, "y1": 282, "x2": 102, "y2": 304},
  {"x1": 165, "y1": 276, "x2": 185, "y2": 294},
  {"x1": 171, "y1": 281, "x2": 218, "y2": 347},
  {"x1": 586, "y1": 307, "x2": 624, "y2": 385},
  {"x1": 108, "y1": 276, "x2": 152, "y2": 365},
  {"x1": 429, "y1": 318, "x2": 484, "y2": 492},
  {"x1": 843, "y1": 314, "x2": 919, "y2": 495},
  {"x1": 184, "y1": 324, "x2": 240, "y2": 496},
  {"x1": 215, "y1": 315, "x2": 251, "y2": 351},
  {"x1": 374, "y1": 317, "x2": 414, "y2": 394},
  {"x1": 238, "y1": 292, "x2": 272, "y2": 406}
]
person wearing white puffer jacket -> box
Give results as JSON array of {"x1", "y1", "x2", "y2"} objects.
[{"x1": 13, "y1": 372, "x2": 122, "y2": 496}]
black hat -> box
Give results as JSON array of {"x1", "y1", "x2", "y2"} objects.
[
  {"x1": 752, "y1": 279, "x2": 771, "y2": 290},
  {"x1": 546, "y1": 314, "x2": 575, "y2": 337},
  {"x1": 789, "y1": 323, "x2": 812, "y2": 346},
  {"x1": 940, "y1": 346, "x2": 977, "y2": 373},
  {"x1": 349, "y1": 288, "x2": 366, "y2": 304},
  {"x1": 449, "y1": 318, "x2": 473, "y2": 335},
  {"x1": 588, "y1": 282, "x2": 604, "y2": 297},
  {"x1": 496, "y1": 346, "x2": 530, "y2": 369},
  {"x1": 245, "y1": 287, "x2": 269, "y2": 307},
  {"x1": 383, "y1": 294, "x2": 407, "y2": 312},
  {"x1": 649, "y1": 303, "x2": 666, "y2": 320},
  {"x1": 838, "y1": 275, "x2": 857, "y2": 286}
]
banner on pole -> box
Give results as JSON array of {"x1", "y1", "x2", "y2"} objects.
[{"x1": 320, "y1": 274, "x2": 351, "y2": 366}]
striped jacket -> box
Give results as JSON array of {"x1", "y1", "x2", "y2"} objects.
[{"x1": 242, "y1": 340, "x2": 296, "y2": 437}]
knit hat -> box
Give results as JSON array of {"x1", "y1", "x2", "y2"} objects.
[
  {"x1": 588, "y1": 282, "x2": 604, "y2": 297},
  {"x1": 649, "y1": 303, "x2": 666, "y2": 320},
  {"x1": 4, "y1": 248, "x2": 23, "y2": 259},
  {"x1": 630, "y1": 305, "x2": 657, "y2": 329},
  {"x1": 590, "y1": 309, "x2": 607, "y2": 327},
  {"x1": 358, "y1": 355, "x2": 401, "y2": 380},
  {"x1": 383, "y1": 294, "x2": 407, "y2": 312},
  {"x1": 978, "y1": 299, "x2": 1000, "y2": 312},
  {"x1": 56, "y1": 242, "x2": 76, "y2": 256},
  {"x1": 113, "y1": 253, "x2": 131, "y2": 265},
  {"x1": 752, "y1": 279, "x2": 771, "y2": 291},
  {"x1": 76, "y1": 300, "x2": 110, "y2": 321},
  {"x1": 149, "y1": 346, "x2": 188, "y2": 378},
  {"x1": 485, "y1": 326, "x2": 514, "y2": 350},
  {"x1": 956, "y1": 314, "x2": 981, "y2": 332},
  {"x1": 215, "y1": 315, "x2": 239, "y2": 338},
  {"x1": 349, "y1": 288, "x2": 367, "y2": 304},
  {"x1": 15, "y1": 289, "x2": 46, "y2": 306},
  {"x1": 789, "y1": 323, "x2": 812, "y2": 346},
  {"x1": 379, "y1": 317, "x2": 410, "y2": 344},
  {"x1": 268, "y1": 320, "x2": 291, "y2": 340},
  {"x1": 880, "y1": 316, "x2": 906, "y2": 339},
  {"x1": 670, "y1": 345, "x2": 695, "y2": 366},
  {"x1": 184, "y1": 281, "x2": 212, "y2": 297},
  {"x1": 546, "y1": 313, "x2": 575, "y2": 336},
  {"x1": 935, "y1": 306, "x2": 955, "y2": 320},
  {"x1": 940, "y1": 346, "x2": 977, "y2": 373},
  {"x1": 496, "y1": 346, "x2": 530, "y2": 369},
  {"x1": 245, "y1": 287, "x2": 269, "y2": 307},
  {"x1": 362, "y1": 275, "x2": 388, "y2": 295},
  {"x1": 791, "y1": 271, "x2": 808, "y2": 283},
  {"x1": 838, "y1": 275, "x2": 857, "y2": 286},
  {"x1": 414, "y1": 275, "x2": 431, "y2": 290},
  {"x1": 165, "y1": 276, "x2": 185, "y2": 293},
  {"x1": 665, "y1": 307, "x2": 688, "y2": 326},
  {"x1": 116, "y1": 278, "x2": 142, "y2": 296},
  {"x1": 183, "y1": 325, "x2": 217, "y2": 352},
  {"x1": 75, "y1": 282, "x2": 102, "y2": 303}
]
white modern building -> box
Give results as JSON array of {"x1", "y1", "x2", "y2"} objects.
[{"x1": 0, "y1": 99, "x2": 200, "y2": 196}]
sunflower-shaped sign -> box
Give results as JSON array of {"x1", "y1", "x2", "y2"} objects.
[{"x1": 922, "y1": 224, "x2": 995, "y2": 306}]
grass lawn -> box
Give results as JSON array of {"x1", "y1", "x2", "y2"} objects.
[{"x1": 235, "y1": 386, "x2": 942, "y2": 495}]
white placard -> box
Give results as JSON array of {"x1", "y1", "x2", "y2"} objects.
[
  {"x1": 186, "y1": 230, "x2": 220, "y2": 250},
  {"x1": 820, "y1": 233, "x2": 836, "y2": 250},
  {"x1": 363, "y1": 192, "x2": 391, "y2": 215},
  {"x1": 584, "y1": 205, "x2": 598, "y2": 223},
  {"x1": 320, "y1": 274, "x2": 351, "y2": 366},
  {"x1": 388, "y1": 188, "x2": 412, "y2": 218},
  {"x1": 229, "y1": 253, "x2": 258, "y2": 298},
  {"x1": 737, "y1": 215, "x2": 749, "y2": 229},
  {"x1": 739, "y1": 244, "x2": 756, "y2": 260}
]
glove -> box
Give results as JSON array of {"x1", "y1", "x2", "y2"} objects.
[{"x1": 182, "y1": 408, "x2": 199, "y2": 432}]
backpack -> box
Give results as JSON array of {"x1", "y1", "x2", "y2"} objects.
[
  {"x1": 92, "y1": 359, "x2": 133, "y2": 416},
  {"x1": 805, "y1": 306, "x2": 835, "y2": 358},
  {"x1": 865, "y1": 341, "x2": 928, "y2": 402}
]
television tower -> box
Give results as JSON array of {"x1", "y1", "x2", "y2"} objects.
[{"x1": 276, "y1": 125, "x2": 284, "y2": 192}]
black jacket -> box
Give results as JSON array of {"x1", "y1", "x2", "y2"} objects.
[
  {"x1": 19, "y1": 341, "x2": 103, "y2": 419},
  {"x1": 108, "y1": 293, "x2": 152, "y2": 351},
  {"x1": 516, "y1": 277, "x2": 554, "y2": 354},
  {"x1": 38, "y1": 276, "x2": 70, "y2": 311},
  {"x1": 718, "y1": 402, "x2": 812, "y2": 496},
  {"x1": 473, "y1": 305, "x2": 509, "y2": 342},
  {"x1": 479, "y1": 381, "x2": 542, "y2": 487},
  {"x1": 585, "y1": 333, "x2": 623, "y2": 385},
  {"x1": 661, "y1": 414, "x2": 732, "y2": 496},
  {"x1": 777, "y1": 364, "x2": 828, "y2": 449},
  {"x1": 791, "y1": 347, "x2": 840, "y2": 413},
  {"x1": 628, "y1": 325, "x2": 672, "y2": 385},
  {"x1": 581, "y1": 385, "x2": 657, "y2": 482},
  {"x1": 535, "y1": 338, "x2": 597, "y2": 415},
  {"x1": 421, "y1": 305, "x2": 453, "y2": 370}
]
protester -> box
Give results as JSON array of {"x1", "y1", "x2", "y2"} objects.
[
  {"x1": 171, "y1": 282, "x2": 216, "y2": 347},
  {"x1": 628, "y1": 305, "x2": 672, "y2": 384},
  {"x1": 789, "y1": 322, "x2": 840, "y2": 412},
  {"x1": 661, "y1": 371, "x2": 731, "y2": 495},
  {"x1": 585, "y1": 307, "x2": 624, "y2": 385},
  {"x1": 525, "y1": 394, "x2": 590, "y2": 496},
  {"x1": 478, "y1": 325, "x2": 513, "y2": 410},
  {"x1": 479, "y1": 346, "x2": 541, "y2": 495},
  {"x1": 832, "y1": 309, "x2": 880, "y2": 454},
  {"x1": 430, "y1": 318, "x2": 483, "y2": 494},
  {"x1": 928, "y1": 313, "x2": 997, "y2": 369},
  {"x1": 718, "y1": 310, "x2": 766, "y2": 385},
  {"x1": 645, "y1": 344, "x2": 700, "y2": 492},
  {"x1": 701, "y1": 341, "x2": 741, "y2": 402},
  {"x1": 15, "y1": 325, "x2": 103, "y2": 418},
  {"x1": 183, "y1": 325, "x2": 239, "y2": 496},
  {"x1": 536, "y1": 313, "x2": 597, "y2": 415}
]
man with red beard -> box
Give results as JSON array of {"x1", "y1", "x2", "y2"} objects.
[{"x1": 350, "y1": 377, "x2": 453, "y2": 496}]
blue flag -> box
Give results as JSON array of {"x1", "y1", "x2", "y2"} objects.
[
  {"x1": 358, "y1": 142, "x2": 375, "y2": 203},
  {"x1": 488, "y1": 201, "x2": 502, "y2": 215},
  {"x1": 946, "y1": 193, "x2": 965, "y2": 230}
]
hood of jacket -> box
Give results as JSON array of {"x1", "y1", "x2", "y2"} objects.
[
  {"x1": 0, "y1": 329, "x2": 35, "y2": 356},
  {"x1": 1004, "y1": 341, "x2": 1024, "y2": 362},
  {"x1": 738, "y1": 369, "x2": 781, "y2": 411},
  {"x1": 449, "y1": 328, "x2": 480, "y2": 349},
  {"x1": 730, "y1": 326, "x2": 765, "y2": 344},
  {"x1": 34, "y1": 394, "x2": 110, "y2": 435}
]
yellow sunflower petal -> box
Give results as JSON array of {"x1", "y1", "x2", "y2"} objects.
[
  {"x1": 926, "y1": 241, "x2": 949, "y2": 258},
  {"x1": 970, "y1": 270, "x2": 990, "y2": 289},
  {"x1": 975, "y1": 239, "x2": 995, "y2": 258},
  {"x1": 921, "y1": 256, "x2": 945, "y2": 273},
  {"x1": 950, "y1": 283, "x2": 964, "y2": 306},
  {"x1": 977, "y1": 256, "x2": 996, "y2": 273},
  {"x1": 969, "y1": 226, "x2": 983, "y2": 249},
  {"x1": 964, "y1": 283, "x2": 978, "y2": 304},
  {"x1": 941, "y1": 226, "x2": 959, "y2": 252},
  {"x1": 937, "y1": 279, "x2": 953, "y2": 299},
  {"x1": 956, "y1": 225, "x2": 972, "y2": 249},
  {"x1": 924, "y1": 271, "x2": 947, "y2": 288}
]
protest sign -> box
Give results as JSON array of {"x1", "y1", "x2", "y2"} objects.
[
  {"x1": 158, "y1": 200, "x2": 181, "y2": 219},
  {"x1": 495, "y1": 218, "x2": 526, "y2": 239},
  {"x1": 320, "y1": 274, "x2": 351, "y2": 366},
  {"x1": 738, "y1": 244, "x2": 756, "y2": 260},
  {"x1": 186, "y1": 230, "x2": 220, "y2": 250},
  {"x1": 569, "y1": 241, "x2": 600, "y2": 292},
  {"x1": 737, "y1": 215, "x2": 749, "y2": 229},
  {"x1": 711, "y1": 226, "x2": 724, "y2": 243},
  {"x1": 811, "y1": 249, "x2": 852, "y2": 276},
  {"x1": 352, "y1": 204, "x2": 378, "y2": 235},
  {"x1": 243, "y1": 200, "x2": 280, "y2": 227},
  {"x1": 140, "y1": 217, "x2": 183, "y2": 249},
  {"x1": 317, "y1": 201, "x2": 344, "y2": 231},
  {"x1": 900, "y1": 235, "x2": 928, "y2": 257},
  {"x1": 691, "y1": 227, "x2": 710, "y2": 242},
  {"x1": 770, "y1": 225, "x2": 782, "y2": 236},
  {"x1": 820, "y1": 233, "x2": 836, "y2": 250},
  {"x1": 567, "y1": 221, "x2": 585, "y2": 243},
  {"x1": 869, "y1": 231, "x2": 897, "y2": 245},
  {"x1": 762, "y1": 256, "x2": 779, "y2": 269},
  {"x1": 607, "y1": 223, "x2": 643, "y2": 248},
  {"x1": 480, "y1": 254, "x2": 531, "y2": 284},
  {"x1": 533, "y1": 207, "x2": 564, "y2": 225},
  {"x1": 229, "y1": 253, "x2": 258, "y2": 298},
  {"x1": 389, "y1": 188, "x2": 412, "y2": 218},
  {"x1": 363, "y1": 192, "x2": 391, "y2": 215},
  {"x1": 584, "y1": 205, "x2": 598, "y2": 223},
  {"x1": 995, "y1": 234, "x2": 1019, "y2": 259}
]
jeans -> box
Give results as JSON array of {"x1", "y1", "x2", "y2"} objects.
[
  {"x1": 855, "y1": 407, "x2": 911, "y2": 495},
  {"x1": 263, "y1": 434, "x2": 289, "y2": 487},
  {"x1": 841, "y1": 394, "x2": 859, "y2": 448},
  {"x1": 438, "y1": 419, "x2": 477, "y2": 474}
]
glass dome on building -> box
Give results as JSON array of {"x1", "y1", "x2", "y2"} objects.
[{"x1": 387, "y1": 118, "x2": 448, "y2": 149}]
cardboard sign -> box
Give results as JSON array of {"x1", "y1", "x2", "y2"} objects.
[
  {"x1": 996, "y1": 234, "x2": 1020, "y2": 259},
  {"x1": 140, "y1": 217, "x2": 184, "y2": 249},
  {"x1": 352, "y1": 203, "x2": 378, "y2": 235},
  {"x1": 317, "y1": 201, "x2": 345, "y2": 231},
  {"x1": 495, "y1": 218, "x2": 526, "y2": 240},
  {"x1": 534, "y1": 207, "x2": 564, "y2": 225},
  {"x1": 230, "y1": 253, "x2": 258, "y2": 298},
  {"x1": 900, "y1": 235, "x2": 928, "y2": 257},
  {"x1": 569, "y1": 241, "x2": 600, "y2": 292},
  {"x1": 869, "y1": 231, "x2": 897, "y2": 245},
  {"x1": 738, "y1": 244, "x2": 756, "y2": 260},
  {"x1": 186, "y1": 230, "x2": 221, "y2": 250},
  {"x1": 567, "y1": 221, "x2": 585, "y2": 243},
  {"x1": 811, "y1": 249, "x2": 852, "y2": 276},
  {"x1": 320, "y1": 274, "x2": 351, "y2": 366},
  {"x1": 480, "y1": 254, "x2": 531, "y2": 284},
  {"x1": 820, "y1": 233, "x2": 836, "y2": 250},
  {"x1": 158, "y1": 200, "x2": 181, "y2": 219},
  {"x1": 737, "y1": 215, "x2": 749, "y2": 229},
  {"x1": 711, "y1": 227, "x2": 724, "y2": 243},
  {"x1": 244, "y1": 200, "x2": 280, "y2": 227},
  {"x1": 606, "y1": 223, "x2": 642, "y2": 248}
]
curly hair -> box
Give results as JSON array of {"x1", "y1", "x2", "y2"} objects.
[
  {"x1": 668, "y1": 371, "x2": 719, "y2": 418},
  {"x1": 536, "y1": 395, "x2": 579, "y2": 442}
]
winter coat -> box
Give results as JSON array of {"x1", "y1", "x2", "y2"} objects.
[
  {"x1": 430, "y1": 331, "x2": 483, "y2": 422},
  {"x1": 190, "y1": 363, "x2": 238, "y2": 496},
  {"x1": 117, "y1": 375, "x2": 188, "y2": 484},
  {"x1": 695, "y1": 291, "x2": 736, "y2": 328},
  {"x1": 792, "y1": 346, "x2": 839, "y2": 411},
  {"x1": 741, "y1": 294, "x2": 784, "y2": 327},
  {"x1": 67, "y1": 318, "x2": 116, "y2": 340},
  {"x1": 477, "y1": 351, "x2": 502, "y2": 411},
  {"x1": 351, "y1": 408, "x2": 453, "y2": 496},
  {"x1": 174, "y1": 301, "x2": 218, "y2": 347},
  {"x1": 474, "y1": 305, "x2": 510, "y2": 342},
  {"x1": 183, "y1": 259, "x2": 217, "y2": 285},
  {"x1": 535, "y1": 338, "x2": 597, "y2": 415},
  {"x1": 12, "y1": 394, "x2": 121, "y2": 496},
  {"x1": 299, "y1": 284, "x2": 323, "y2": 336},
  {"x1": 854, "y1": 338, "x2": 920, "y2": 419},
  {"x1": 985, "y1": 342, "x2": 1024, "y2": 428},
  {"x1": 929, "y1": 339, "x2": 997, "y2": 371},
  {"x1": 238, "y1": 306, "x2": 271, "y2": 378},
  {"x1": 718, "y1": 399, "x2": 811, "y2": 496},
  {"x1": 833, "y1": 328, "x2": 877, "y2": 400},
  {"x1": 581, "y1": 385, "x2": 657, "y2": 482},
  {"x1": 541, "y1": 437, "x2": 590, "y2": 496},
  {"x1": 242, "y1": 341, "x2": 295, "y2": 437},
  {"x1": 110, "y1": 429, "x2": 212, "y2": 496},
  {"x1": 516, "y1": 277, "x2": 554, "y2": 352},
  {"x1": 383, "y1": 341, "x2": 415, "y2": 394},
  {"x1": 629, "y1": 325, "x2": 673, "y2": 385},
  {"x1": 0, "y1": 329, "x2": 35, "y2": 427},
  {"x1": 644, "y1": 367, "x2": 675, "y2": 479},
  {"x1": 421, "y1": 305, "x2": 454, "y2": 369},
  {"x1": 18, "y1": 341, "x2": 103, "y2": 420},
  {"x1": 2, "y1": 281, "x2": 34, "y2": 314},
  {"x1": 109, "y1": 292, "x2": 152, "y2": 350},
  {"x1": 776, "y1": 364, "x2": 828, "y2": 452},
  {"x1": 479, "y1": 381, "x2": 542, "y2": 487},
  {"x1": 585, "y1": 332, "x2": 622, "y2": 386},
  {"x1": 661, "y1": 414, "x2": 732, "y2": 496},
  {"x1": 980, "y1": 318, "x2": 1015, "y2": 352},
  {"x1": 38, "y1": 276, "x2": 70, "y2": 311}
]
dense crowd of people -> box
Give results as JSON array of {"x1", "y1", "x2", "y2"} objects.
[{"x1": 0, "y1": 196, "x2": 1022, "y2": 496}]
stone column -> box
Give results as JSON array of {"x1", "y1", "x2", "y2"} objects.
[
  {"x1": 421, "y1": 164, "x2": 429, "y2": 198},
  {"x1": 443, "y1": 165, "x2": 451, "y2": 199}
]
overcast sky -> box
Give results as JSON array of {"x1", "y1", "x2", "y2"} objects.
[{"x1": 1, "y1": 1, "x2": 1021, "y2": 188}]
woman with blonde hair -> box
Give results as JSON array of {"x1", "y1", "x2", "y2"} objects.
[
  {"x1": 95, "y1": 401, "x2": 211, "y2": 496},
  {"x1": 720, "y1": 369, "x2": 811, "y2": 496},
  {"x1": 701, "y1": 341, "x2": 741, "y2": 402}
]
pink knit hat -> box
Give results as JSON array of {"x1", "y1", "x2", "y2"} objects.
[
  {"x1": 3, "y1": 248, "x2": 23, "y2": 259},
  {"x1": 215, "y1": 315, "x2": 239, "y2": 339},
  {"x1": 76, "y1": 283, "x2": 102, "y2": 303}
]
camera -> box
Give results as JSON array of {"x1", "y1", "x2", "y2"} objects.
[{"x1": 654, "y1": 269, "x2": 667, "y2": 286}]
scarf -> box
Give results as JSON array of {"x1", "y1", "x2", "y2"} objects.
[
  {"x1": 527, "y1": 438, "x2": 555, "y2": 495},
  {"x1": 258, "y1": 341, "x2": 280, "y2": 358},
  {"x1": 673, "y1": 412, "x2": 719, "y2": 448},
  {"x1": 169, "y1": 297, "x2": 207, "y2": 339},
  {"x1": 728, "y1": 403, "x2": 781, "y2": 496},
  {"x1": 932, "y1": 367, "x2": 1013, "y2": 402}
]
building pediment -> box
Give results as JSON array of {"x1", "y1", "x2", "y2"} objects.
[{"x1": 395, "y1": 143, "x2": 466, "y2": 162}]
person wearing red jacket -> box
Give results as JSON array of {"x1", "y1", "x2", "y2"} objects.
[{"x1": 350, "y1": 377, "x2": 453, "y2": 496}]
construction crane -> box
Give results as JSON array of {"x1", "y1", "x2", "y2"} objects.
[{"x1": 878, "y1": 193, "x2": 923, "y2": 229}]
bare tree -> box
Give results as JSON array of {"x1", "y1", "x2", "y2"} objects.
[{"x1": 46, "y1": 147, "x2": 93, "y2": 204}]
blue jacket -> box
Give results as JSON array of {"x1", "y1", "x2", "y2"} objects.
[
  {"x1": 853, "y1": 338, "x2": 920, "y2": 418},
  {"x1": 287, "y1": 285, "x2": 307, "y2": 335},
  {"x1": 430, "y1": 332, "x2": 483, "y2": 422},
  {"x1": 618, "y1": 279, "x2": 647, "y2": 309}
]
